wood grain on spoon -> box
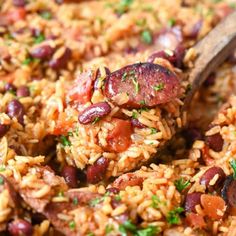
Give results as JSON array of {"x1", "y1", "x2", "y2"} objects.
[{"x1": 184, "y1": 10, "x2": 236, "y2": 108}]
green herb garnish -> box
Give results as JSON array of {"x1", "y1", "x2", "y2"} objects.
[
  {"x1": 89, "y1": 197, "x2": 103, "y2": 207},
  {"x1": 69, "y1": 220, "x2": 76, "y2": 230},
  {"x1": 57, "y1": 191, "x2": 64, "y2": 197},
  {"x1": 0, "y1": 177, "x2": 4, "y2": 185},
  {"x1": 132, "y1": 111, "x2": 138, "y2": 119},
  {"x1": 174, "y1": 178, "x2": 190, "y2": 192},
  {"x1": 166, "y1": 207, "x2": 184, "y2": 225},
  {"x1": 132, "y1": 78, "x2": 140, "y2": 95},
  {"x1": 105, "y1": 224, "x2": 114, "y2": 235},
  {"x1": 116, "y1": 0, "x2": 134, "y2": 15},
  {"x1": 0, "y1": 165, "x2": 6, "y2": 172},
  {"x1": 114, "y1": 195, "x2": 121, "y2": 201},
  {"x1": 122, "y1": 72, "x2": 128, "y2": 82},
  {"x1": 22, "y1": 57, "x2": 33, "y2": 65},
  {"x1": 140, "y1": 100, "x2": 146, "y2": 105},
  {"x1": 153, "y1": 83, "x2": 164, "y2": 91},
  {"x1": 60, "y1": 135, "x2": 71, "y2": 147},
  {"x1": 141, "y1": 30, "x2": 152, "y2": 44},
  {"x1": 168, "y1": 18, "x2": 176, "y2": 27},
  {"x1": 230, "y1": 159, "x2": 236, "y2": 179},
  {"x1": 92, "y1": 117, "x2": 100, "y2": 125},
  {"x1": 151, "y1": 195, "x2": 160, "y2": 208},
  {"x1": 136, "y1": 18, "x2": 146, "y2": 27},
  {"x1": 34, "y1": 34, "x2": 45, "y2": 44},
  {"x1": 73, "y1": 197, "x2": 78, "y2": 205},
  {"x1": 40, "y1": 11, "x2": 52, "y2": 20},
  {"x1": 136, "y1": 225, "x2": 159, "y2": 236},
  {"x1": 150, "y1": 128, "x2": 157, "y2": 134},
  {"x1": 87, "y1": 233, "x2": 94, "y2": 236}
]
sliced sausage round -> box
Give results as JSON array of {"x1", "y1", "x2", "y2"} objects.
[{"x1": 104, "y1": 62, "x2": 181, "y2": 109}]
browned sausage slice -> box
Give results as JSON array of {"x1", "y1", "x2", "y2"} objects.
[{"x1": 104, "y1": 63, "x2": 181, "y2": 108}]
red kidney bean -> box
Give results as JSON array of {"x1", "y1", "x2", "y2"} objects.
[
  {"x1": 17, "y1": 86, "x2": 30, "y2": 97},
  {"x1": 104, "y1": 63, "x2": 181, "y2": 109},
  {"x1": 185, "y1": 20, "x2": 202, "y2": 39},
  {"x1": 182, "y1": 127, "x2": 202, "y2": 148},
  {"x1": 130, "y1": 118, "x2": 146, "y2": 128},
  {"x1": 147, "y1": 50, "x2": 176, "y2": 64},
  {"x1": 111, "y1": 197, "x2": 121, "y2": 209},
  {"x1": 106, "y1": 187, "x2": 120, "y2": 195},
  {"x1": 154, "y1": 26, "x2": 183, "y2": 51},
  {"x1": 12, "y1": 0, "x2": 26, "y2": 7},
  {"x1": 61, "y1": 165, "x2": 79, "y2": 188},
  {"x1": 221, "y1": 175, "x2": 236, "y2": 207},
  {"x1": 205, "y1": 133, "x2": 224, "y2": 152},
  {"x1": 8, "y1": 219, "x2": 33, "y2": 236},
  {"x1": 94, "y1": 67, "x2": 110, "y2": 90},
  {"x1": 86, "y1": 157, "x2": 109, "y2": 184},
  {"x1": 0, "y1": 124, "x2": 9, "y2": 138},
  {"x1": 203, "y1": 73, "x2": 216, "y2": 87},
  {"x1": 4, "y1": 83, "x2": 16, "y2": 93},
  {"x1": 114, "y1": 212, "x2": 129, "y2": 224},
  {"x1": 78, "y1": 102, "x2": 111, "y2": 125},
  {"x1": 49, "y1": 47, "x2": 71, "y2": 70},
  {"x1": 200, "y1": 166, "x2": 226, "y2": 192},
  {"x1": 185, "y1": 192, "x2": 202, "y2": 213},
  {"x1": 173, "y1": 44, "x2": 186, "y2": 69},
  {"x1": 30, "y1": 45, "x2": 54, "y2": 60},
  {"x1": 7, "y1": 99, "x2": 25, "y2": 125}
]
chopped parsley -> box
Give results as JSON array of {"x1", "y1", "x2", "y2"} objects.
[
  {"x1": 151, "y1": 195, "x2": 160, "y2": 208},
  {"x1": 122, "y1": 72, "x2": 128, "y2": 82},
  {"x1": 132, "y1": 78, "x2": 140, "y2": 95},
  {"x1": 132, "y1": 111, "x2": 138, "y2": 119},
  {"x1": 230, "y1": 159, "x2": 236, "y2": 179},
  {"x1": 119, "y1": 220, "x2": 158, "y2": 236},
  {"x1": 22, "y1": 57, "x2": 33, "y2": 65},
  {"x1": 185, "y1": 84, "x2": 192, "y2": 94},
  {"x1": 0, "y1": 165, "x2": 6, "y2": 172},
  {"x1": 57, "y1": 191, "x2": 64, "y2": 197},
  {"x1": 141, "y1": 30, "x2": 152, "y2": 44},
  {"x1": 136, "y1": 225, "x2": 159, "y2": 236},
  {"x1": 87, "y1": 233, "x2": 94, "y2": 236},
  {"x1": 115, "y1": 0, "x2": 134, "y2": 15},
  {"x1": 174, "y1": 178, "x2": 190, "y2": 192},
  {"x1": 105, "y1": 224, "x2": 114, "y2": 235},
  {"x1": 92, "y1": 117, "x2": 100, "y2": 125},
  {"x1": 73, "y1": 197, "x2": 78, "y2": 205},
  {"x1": 89, "y1": 197, "x2": 103, "y2": 207},
  {"x1": 114, "y1": 195, "x2": 121, "y2": 201},
  {"x1": 140, "y1": 100, "x2": 146, "y2": 105},
  {"x1": 153, "y1": 83, "x2": 164, "y2": 91},
  {"x1": 168, "y1": 18, "x2": 176, "y2": 27},
  {"x1": 166, "y1": 207, "x2": 184, "y2": 225},
  {"x1": 68, "y1": 131, "x2": 73, "y2": 137},
  {"x1": 40, "y1": 11, "x2": 52, "y2": 20},
  {"x1": 69, "y1": 220, "x2": 76, "y2": 230},
  {"x1": 136, "y1": 18, "x2": 146, "y2": 27},
  {"x1": 150, "y1": 128, "x2": 157, "y2": 134},
  {"x1": 0, "y1": 177, "x2": 4, "y2": 185},
  {"x1": 229, "y1": 2, "x2": 236, "y2": 9},
  {"x1": 34, "y1": 34, "x2": 45, "y2": 44},
  {"x1": 60, "y1": 135, "x2": 71, "y2": 147}
]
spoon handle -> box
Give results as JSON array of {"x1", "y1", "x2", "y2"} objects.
[{"x1": 185, "y1": 11, "x2": 236, "y2": 107}]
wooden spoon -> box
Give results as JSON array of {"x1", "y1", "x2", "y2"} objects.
[
  {"x1": 184, "y1": 10, "x2": 236, "y2": 108},
  {"x1": 143, "y1": 11, "x2": 236, "y2": 166}
]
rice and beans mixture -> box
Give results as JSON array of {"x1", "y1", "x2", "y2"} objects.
[{"x1": 1, "y1": 0, "x2": 236, "y2": 235}]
